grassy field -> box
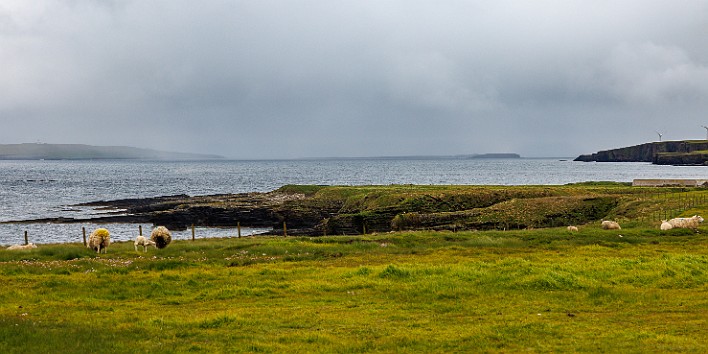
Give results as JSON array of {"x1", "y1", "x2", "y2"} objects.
[
  {"x1": 274, "y1": 184, "x2": 708, "y2": 233},
  {"x1": 1, "y1": 224, "x2": 707, "y2": 353}
]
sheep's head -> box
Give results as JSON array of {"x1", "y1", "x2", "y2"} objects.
[{"x1": 695, "y1": 215, "x2": 704, "y2": 223}]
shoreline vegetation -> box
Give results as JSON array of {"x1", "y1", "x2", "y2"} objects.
[
  {"x1": 2, "y1": 183, "x2": 708, "y2": 352},
  {"x1": 7, "y1": 183, "x2": 708, "y2": 236}
]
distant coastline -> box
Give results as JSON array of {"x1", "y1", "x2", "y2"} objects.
[
  {"x1": 299, "y1": 153, "x2": 522, "y2": 161},
  {"x1": 0, "y1": 143, "x2": 224, "y2": 160},
  {"x1": 0, "y1": 144, "x2": 524, "y2": 161}
]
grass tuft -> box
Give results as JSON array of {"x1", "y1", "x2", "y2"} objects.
[{"x1": 379, "y1": 264, "x2": 411, "y2": 279}]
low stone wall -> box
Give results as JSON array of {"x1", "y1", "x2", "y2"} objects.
[{"x1": 632, "y1": 179, "x2": 708, "y2": 187}]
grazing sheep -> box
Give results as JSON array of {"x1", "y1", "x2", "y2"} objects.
[
  {"x1": 567, "y1": 225, "x2": 579, "y2": 232},
  {"x1": 667, "y1": 215, "x2": 704, "y2": 230},
  {"x1": 660, "y1": 220, "x2": 673, "y2": 231},
  {"x1": 150, "y1": 226, "x2": 172, "y2": 249},
  {"x1": 134, "y1": 235, "x2": 156, "y2": 252},
  {"x1": 88, "y1": 228, "x2": 111, "y2": 254},
  {"x1": 601, "y1": 220, "x2": 621, "y2": 230},
  {"x1": 6, "y1": 243, "x2": 37, "y2": 250}
]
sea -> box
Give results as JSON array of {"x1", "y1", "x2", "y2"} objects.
[{"x1": 1, "y1": 158, "x2": 707, "y2": 245}]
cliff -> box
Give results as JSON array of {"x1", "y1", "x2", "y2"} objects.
[{"x1": 574, "y1": 140, "x2": 708, "y2": 165}]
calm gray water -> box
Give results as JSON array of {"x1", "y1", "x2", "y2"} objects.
[{"x1": 1, "y1": 158, "x2": 706, "y2": 245}]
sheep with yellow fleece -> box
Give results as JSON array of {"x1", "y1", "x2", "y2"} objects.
[{"x1": 88, "y1": 228, "x2": 111, "y2": 254}]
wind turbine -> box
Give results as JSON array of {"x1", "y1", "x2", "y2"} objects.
[
  {"x1": 702, "y1": 126, "x2": 708, "y2": 140},
  {"x1": 655, "y1": 131, "x2": 663, "y2": 142}
]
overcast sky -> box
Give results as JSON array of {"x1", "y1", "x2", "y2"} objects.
[{"x1": 1, "y1": 1, "x2": 707, "y2": 158}]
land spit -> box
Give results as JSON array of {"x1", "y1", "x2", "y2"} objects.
[{"x1": 6, "y1": 183, "x2": 684, "y2": 236}]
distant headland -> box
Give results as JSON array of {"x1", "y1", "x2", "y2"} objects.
[
  {"x1": 575, "y1": 140, "x2": 708, "y2": 166},
  {"x1": 0, "y1": 143, "x2": 224, "y2": 160}
]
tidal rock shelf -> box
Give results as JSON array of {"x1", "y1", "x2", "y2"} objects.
[{"x1": 4, "y1": 184, "x2": 645, "y2": 236}]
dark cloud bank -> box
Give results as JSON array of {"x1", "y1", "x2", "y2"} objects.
[{"x1": 1, "y1": 1, "x2": 707, "y2": 159}]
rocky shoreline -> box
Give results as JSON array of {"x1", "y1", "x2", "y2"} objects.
[
  {"x1": 7, "y1": 192, "x2": 318, "y2": 232},
  {"x1": 3, "y1": 185, "x2": 630, "y2": 236}
]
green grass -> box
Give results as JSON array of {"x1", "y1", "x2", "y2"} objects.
[
  {"x1": 273, "y1": 184, "x2": 708, "y2": 233},
  {"x1": 1, "y1": 224, "x2": 708, "y2": 353}
]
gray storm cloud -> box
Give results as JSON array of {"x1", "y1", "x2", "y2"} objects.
[{"x1": 1, "y1": 1, "x2": 707, "y2": 158}]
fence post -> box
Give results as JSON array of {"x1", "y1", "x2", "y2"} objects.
[
  {"x1": 283, "y1": 222, "x2": 287, "y2": 237},
  {"x1": 192, "y1": 224, "x2": 195, "y2": 241},
  {"x1": 237, "y1": 222, "x2": 241, "y2": 238},
  {"x1": 82, "y1": 227, "x2": 87, "y2": 246},
  {"x1": 139, "y1": 225, "x2": 143, "y2": 236},
  {"x1": 24, "y1": 231, "x2": 28, "y2": 245}
]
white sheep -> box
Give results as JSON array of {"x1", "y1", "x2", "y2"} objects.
[
  {"x1": 150, "y1": 226, "x2": 172, "y2": 249},
  {"x1": 601, "y1": 220, "x2": 621, "y2": 230},
  {"x1": 6, "y1": 243, "x2": 37, "y2": 250},
  {"x1": 88, "y1": 228, "x2": 111, "y2": 254},
  {"x1": 134, "y1": 235, "x2": 156, "y2": 252},
  {"x1": 567, "y1": 225, "x2": 579, "y2": 232},
  {"x1": 660, "y1": 220, "x2": 673, "y2": 231},
  {"x1": 667, "y1": 215, "x2": 704, "y2": 230}
]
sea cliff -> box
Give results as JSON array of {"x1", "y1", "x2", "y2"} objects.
[{"x1": 575, "y1": 140, "x2": 708, "y2": 165}]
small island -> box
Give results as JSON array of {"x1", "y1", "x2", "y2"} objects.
[{"x1": 467, "y1": 153, "x2": 521, "y2": 159}]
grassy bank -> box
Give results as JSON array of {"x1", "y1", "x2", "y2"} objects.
[
  {"x1": 1, "y1": 225, "x2": 707, "y2": 352},
  {"x1": 274, "y1": 183, "x2": 708, "y2": 233},
  {"x1": 60, "y1": 183, "x2": 708, "y2": 235}
]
